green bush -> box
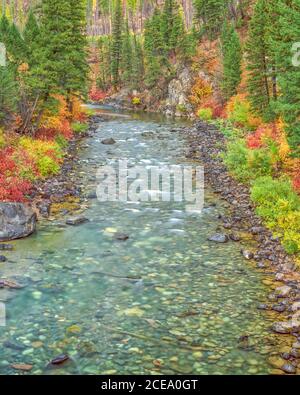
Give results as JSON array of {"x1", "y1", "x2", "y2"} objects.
[
  {"x1": 55, "y1": 134, "x2": 68, "y2": 148},
  {"x1": 251, "y1": 176, "x2": 300, "y2": 254},
  {"x1": 197, "y1": 107, "x2": 213, "y2": 121},
  {"x1": 72, "y1": 122, "x2": 89, "y2": 134},
  {"x1": 251, "y1": 176, "x2": 300, "y2": 228},
  {"x1": 223, "y1": 139, "x2": 273, "y2": 182},
  {"x1": 37, "y1": 156, "x2": 60, "y2": 177}
]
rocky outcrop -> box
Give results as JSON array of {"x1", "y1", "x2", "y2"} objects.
[
  {"x1": 0, "y1": 203, "x2": 37, "y2": 241},
  {"x1": 164, "y1": 67, "x2": 194, "y2": 117}
]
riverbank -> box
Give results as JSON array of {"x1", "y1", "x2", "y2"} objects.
[
  {"x1": 185, "y1": 120, "x2": 300, "y2": 373},
  {"x1": 30, "y1": 114, "x2": 104, "y2": 220}
]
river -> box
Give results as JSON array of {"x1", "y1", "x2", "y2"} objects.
[{"x1": 0, "y1": 106, "x2": 286, "y2": 374}]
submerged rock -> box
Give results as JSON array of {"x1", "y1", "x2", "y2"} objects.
[
  {"x1": 0, "y1": 256, "x2": 7, "y2": 262},
  {"x1": 0, "y1": 203, "x2": 36, "y2": 241},
  {"x1": 114, "y1": 233, "x2": 129, "y2": 241},
  {"x1": 208, "y1": 233, "x2": 229, "y2": 243},
  {"x1": 272, "y1": 320, "x2": 300, "y2": 334},
  {"x1": 101, "y1": 138, "x2": 116, "y2": 145},
  {"x1": 11, "y1": 363, "x2": 33, "y2": 372},
  {"x1": 281, "y1": 363, "x2": 296, "y2": 374},
  {"x1": 66, "y1": 216, "x2": 89, "y2": 226},
  {"x1": 50, "y1": 354, "x2": 70, "y2": 366},
  {"x1": 0, "y1": 244, "x2": 13, "y2": 251},
  {"x1": 241, "y1": 250, "x2": 254, "y2": 260}
]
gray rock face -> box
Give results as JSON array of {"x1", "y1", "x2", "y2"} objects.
[
  {"x1": 0, "y1": 203, "x2": 37, "y2": 242},
  {"x1": 165, "y1": 67, "x2": 193, "y2": 117}
]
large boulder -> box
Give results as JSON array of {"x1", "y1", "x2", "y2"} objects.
[{"x1": 0, "y1": 203, "x2": 37, "y2": 241}]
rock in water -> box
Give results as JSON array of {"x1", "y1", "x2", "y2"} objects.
[
  {"x1": 50, "y1": 354, "x2": 70, "y2": 366},
  {"x1": 11, "y1": 363, "x2": 33, "y2": 372},
  {"x1": 208, "y1": 233, "x2": 229, "y2": 243},
  {"x1": 101, "y1": 138, "x2": 116, "y2": 145},
  {"x1": 114, "y1": 233, "x2": 129, "y2": 241},
  {"x1": 0, "y1": 203, "x2": 36, "y2": 242},
  {"x1": 0, "y1": 244, "x2": 13, "y2": 251},
  {"x1": 0, "y1": 255, "x2": 7, "y2": 262},
  {"x1": 241, "y1": 250, "x2": 254, "y2": 260},
  {"x1": 272, "y1": 320, "x2": 300, "y2": 334},
  {"x1": 66, "y1": 217, "x2": 89, "y2": 226},
  {"x1": 281, "y1": 363, "x2": 296, "y2": 374}
]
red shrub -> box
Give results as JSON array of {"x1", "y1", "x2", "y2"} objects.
[
  {"x1": 246, "y1": 123, "x2": 280, "y2": 150},
  {"x1": 35, "y1": 121, "x2": 73, "y2": 141},
  {"x1": 0, "y1": 176, "x2": 32, "y2": 202},
  {"x1": 201, "y1": 99, "x2": 224, "y2": 118},
  {"x1": 89, "y1": 88, "x2": 106, "y2": 102},
  {"x1": 293, "y1": 175, "x2": 300, "y2": 193}
]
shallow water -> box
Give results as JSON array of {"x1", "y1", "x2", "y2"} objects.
[{"x1": 0, "y1": 108, "x2": 284, "y2": 375}]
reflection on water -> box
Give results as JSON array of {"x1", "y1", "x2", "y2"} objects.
[{"x1": 0, "y1": 107, "x2": 284, "y2": 374}]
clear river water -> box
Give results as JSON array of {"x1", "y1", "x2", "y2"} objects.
[{"x1": 0, "y1": 107, "x2": 287, "y2": 375}]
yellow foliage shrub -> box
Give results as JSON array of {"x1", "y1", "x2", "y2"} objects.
[
  {"x1": 18, "y1": 137, "x2": 63, "y2": 177},
  {"x1": 277, "y1": 212, "x2": 300, "y2": 254},
  {"x1": 189, "y1": 78, "x2": 213, "y2": 107},
  {"x1": 0, "y1": 128, "x2": 5, "y2": 148}
]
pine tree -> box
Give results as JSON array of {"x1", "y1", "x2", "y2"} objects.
[
  {"x1": 144, "y1": 8, "x2": 166, "y2": 88},
  {"x1": 245, "y1": 0, "x2": 277, "y2": 118},
  {"x1": 131, "y1": 34, "x2": 144, "y2": 89},
  {"x1": 0, "y1": 65, "x2": 18, "y2": 124},
  {"x1": 111, "y1": 0, "x2": 123, "y2": 88},
  {"x1": 7, "y1": 23, "x2": 26, "y2": 66},
  {"x1": 161, "y1": 0, "x2": 175, "y2": 52},
  {"x1": 120, "y1": 19, "x2": 133, "y2": 85},
  {"x1": 273, "y1": 0, "x2": 300, "y2": 155},
  {"x1": 65, "y1": 0, "x2": 89, "y2": 108},
  {"x1": 97, "y1": 35, "x2": 111, "y2": 90},
  {"x1": 193, "y1": 0, "x2": 227, "y2": 39},
  {"x1": 221, "y1": 21, "x2": 242, "y2": 100},
  {"x1": 23, "y1": 11, "x2": 40, "y2": 68},
  {"x1": 0, "y1": 14, "x2": 9, "y2": 43}
]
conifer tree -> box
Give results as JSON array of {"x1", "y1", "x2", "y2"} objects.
[
  {"x1": 221, "y1": 21, "x2": 242, "y2": 100},
  {"x1": 273, "y1": 0, "x2": 300, "y2": 154},
  {"x1": 0, "y1": 14, "x2": 10, "y2": 43},
  {"x1": 65, "y1": 0, "x2": 89, "y2": 107},
  {"x1": 23, "y1": 11, "x2": 40, "y2": 68},
  {"x1": 120, "y1": 19, "x2": 133, "y2": 85},
  {"x1": 97, "y1": 35, "x2": 111, "y2": 90},
  {"x1": 245, "y1": 0, "x2": 276, "y2": 118},
  {"x1": 111, "y1": 0, "x2": 123, "y2": 88},
  {"x1": 144, "y1": 8, "x2": 165, "y2": 87},
  {"x1": 7, "y1": 23, "x2": 26, "y2": 66},
  {"x1": 161, "y1": 0, "x2": 175, "y2": 52},
  {"x1": 193, "y1": 0, "x2": 227, "y2": 39},
  {"x1": 0, "y1": 65, "x2": 18, "y2": 124},
  {"x1": 131, "y1": 34, "x2": 144, "y2": 89}
]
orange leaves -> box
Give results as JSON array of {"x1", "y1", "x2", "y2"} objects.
[{"x1": 39, "y1": 94, "x2": 73, "y2": 140}]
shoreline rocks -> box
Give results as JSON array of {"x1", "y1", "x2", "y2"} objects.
[{"x1": 185, "y1": 120, "x2": 300, "y2": 373}]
